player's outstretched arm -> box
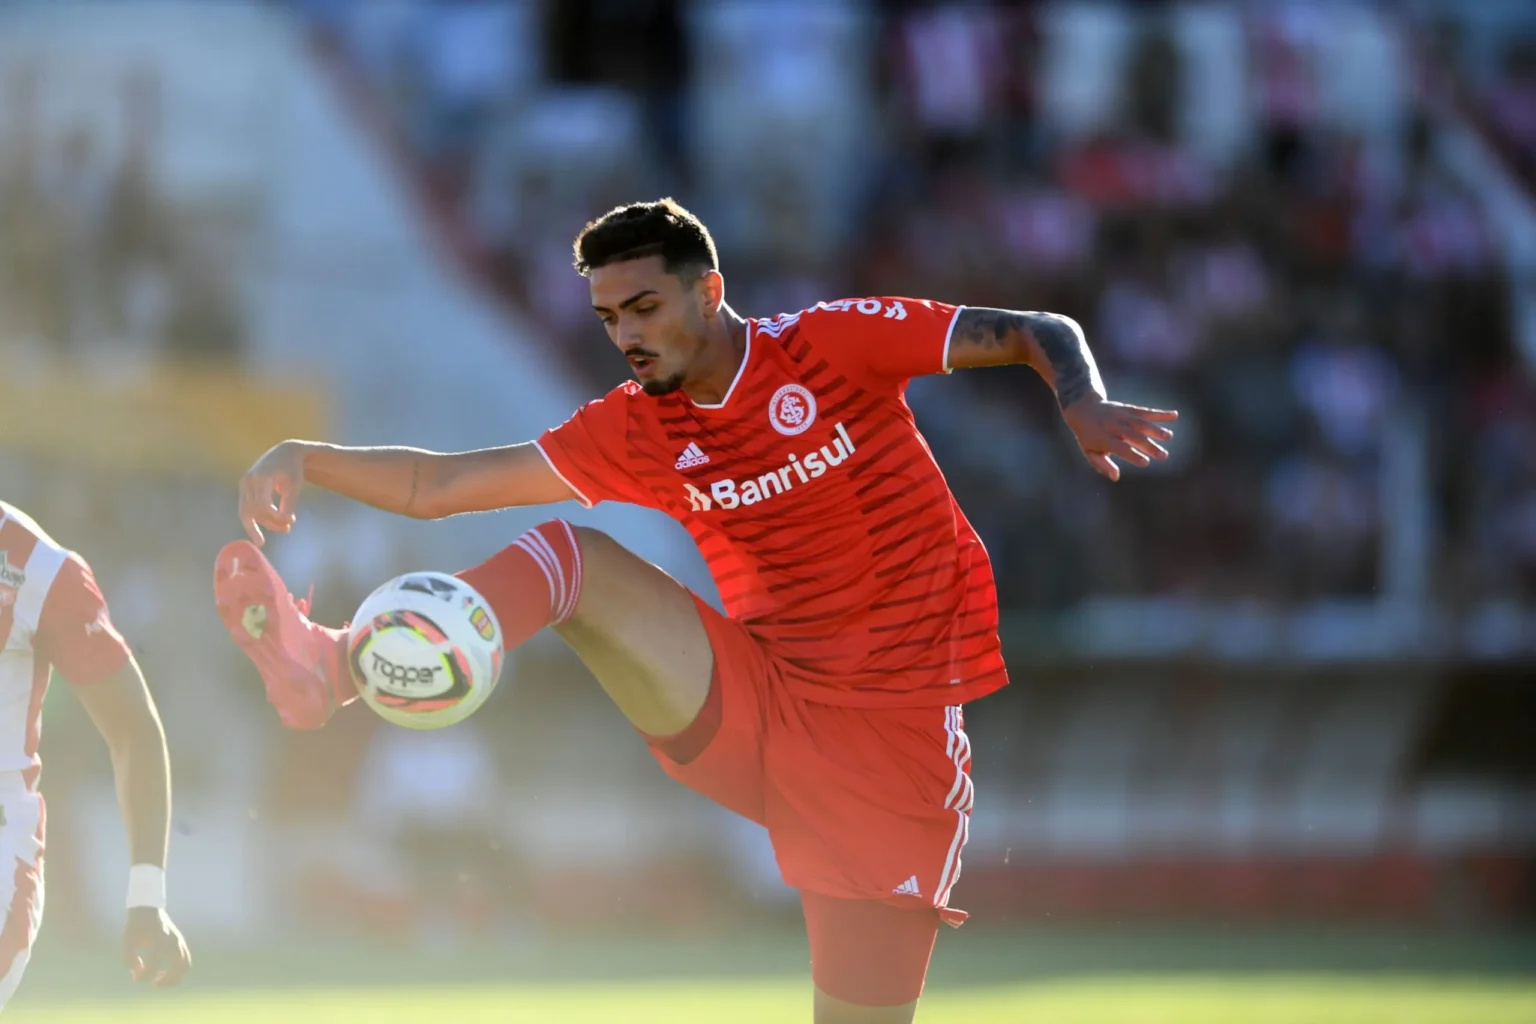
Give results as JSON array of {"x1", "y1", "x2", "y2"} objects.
[
  {"x1": 945, "y1": 306, "x2": 1178, "y2": 481},
  {"x1": 72, "y1": 659, "x2": 192, "y2": 987},
  {"x1": 237, "y1": 440, "x2": 576, "y2": 545}
]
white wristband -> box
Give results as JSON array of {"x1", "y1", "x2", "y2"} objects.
[{"x1": 126, "y1": 864, "x2": 166, "y2": 910}]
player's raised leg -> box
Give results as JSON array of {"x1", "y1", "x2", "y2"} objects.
[
  {"x1": 214, "y1": 519, "x2": 713, "y2": 739},
  {"x1": 457, "y1": 523, "x2": 713, "y2": 738}
]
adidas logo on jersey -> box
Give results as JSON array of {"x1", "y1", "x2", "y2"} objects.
[
  {"x1": 684, "y1": 422, "x2": 856, "y2": 512},
  {"x1": 892, "y1": 875, "x2": 922, "y2": 898},
  {"x1": 674, "y1": 442, "x2": 710, "y2": 470}
]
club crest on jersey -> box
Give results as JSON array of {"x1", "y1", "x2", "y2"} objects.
[
  {"x1": 0, "y1": 553, "x2": 23, "y2": 609},
  {"x1": 768, "y1": 384, "x2": 817, "y2": 436}
]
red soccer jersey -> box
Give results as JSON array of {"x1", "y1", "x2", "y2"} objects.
[{"x1": 536, "y1": 297, "x2": 1008, "y2": 707}]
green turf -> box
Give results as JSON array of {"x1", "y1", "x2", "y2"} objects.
[
  {"x1": 16, "y1": 925, "x2": 1536, "y2": 995},
  {"x1": 10, "y1": 927, "x2": 1534, "y2": 1021},
  {"x1": 5, "y1": 976, "x2": 1535, "y2": 1023}
]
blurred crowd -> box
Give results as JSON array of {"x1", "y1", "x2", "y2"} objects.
[
  {"x1": 1460, "y1": 23, "x2": 1536, "y2": 195},
  {"x1": 301, "y1": 0, "x2": 1535, "y2": 609},
  {"x1": 0, "y1": 63, "x2": 244, "y2": 368}
]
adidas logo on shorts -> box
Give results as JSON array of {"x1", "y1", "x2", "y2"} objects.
[
  {"x1": 892, "y1": 875, "x2": 922, "y2": 898},
  {"x1": 674, "y1": 442, "x2": 710, "y2": 470}
]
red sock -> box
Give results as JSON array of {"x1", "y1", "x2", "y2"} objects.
[
  {"x1": 456, "y1": 520, "x2": 584, "y2": 649},
  {"x1": 321, "y1": 625, "x2": 355, "y2": 706}
]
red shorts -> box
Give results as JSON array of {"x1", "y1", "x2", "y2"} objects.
[{"x1": 648, "y1": 595, "x2": 973, "y2": 924}]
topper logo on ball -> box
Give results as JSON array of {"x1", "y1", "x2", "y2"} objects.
[{"x1": 369, "y1": 652, "x2": 443, "y2": 690}]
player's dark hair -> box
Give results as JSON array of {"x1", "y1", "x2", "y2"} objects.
[{"x1": 573, "y1": 198, "x2": 719, "y2": 279}]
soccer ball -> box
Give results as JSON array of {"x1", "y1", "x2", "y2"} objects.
[{"x1": 346, "y1": 572, "x2": 504, "y2": 730}]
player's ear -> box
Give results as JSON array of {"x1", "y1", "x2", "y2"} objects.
[{"x1": 697, "y1": 270, "x2": 725, "y2": 317}]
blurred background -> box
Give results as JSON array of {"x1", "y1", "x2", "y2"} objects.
[{"x1": 1, "y1": 0, "x2": 1534, "y2": 1016}]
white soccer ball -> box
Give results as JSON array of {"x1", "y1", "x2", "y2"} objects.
[{"x1": 346, "y1": 572, "x2": 504, "y2": 730}]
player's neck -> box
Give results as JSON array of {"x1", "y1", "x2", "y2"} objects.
[{"x1": 681, "y1": 307, "x2": 748, "y2": 406}]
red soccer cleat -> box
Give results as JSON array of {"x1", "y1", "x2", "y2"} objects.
[{"x1": 213, "y1": 540, "x2": 352, "y2": 730}]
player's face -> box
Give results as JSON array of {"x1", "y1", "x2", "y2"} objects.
[{"x1": 590, "y1": 256, "x2": 713, "y2": 397}]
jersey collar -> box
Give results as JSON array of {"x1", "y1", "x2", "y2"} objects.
[{"x1": 688, "y1": 320, "x2": 754, "y2": 410}]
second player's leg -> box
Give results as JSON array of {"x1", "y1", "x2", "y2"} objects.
[{"x1": 0, "y1": 791, "x2": 45, "y2": 1010}]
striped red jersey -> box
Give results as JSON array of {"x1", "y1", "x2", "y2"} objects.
[{"x1": 537, "y1": 297, "x2": 1008, "y2": 707}]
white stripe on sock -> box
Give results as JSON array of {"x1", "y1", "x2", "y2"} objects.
[
  {"x1": 513, "y1": 536, "x2": 561, "y2": 618},
  {"x1": 556, "y1": 520, "x2": 582, "y2": 622},
  {"x1": 523, "y1": 531, "x2": 567, "y2": 621}
]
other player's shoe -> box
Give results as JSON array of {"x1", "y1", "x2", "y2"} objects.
[{"x1": 213, "y1": 540, "x2": 352, "y2": 730}]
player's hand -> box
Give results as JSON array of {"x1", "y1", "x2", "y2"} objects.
[
  {"x1": 239, "y1": 441, "x2": 307, "y2": 546},
  {"x1": 123, "y1": 907, "x2": 191, "y2": 987},
  {"x1": 1062, "y1": 397, "x2": 1178, "y2": 482}
]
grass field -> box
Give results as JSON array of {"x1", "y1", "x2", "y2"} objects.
[
  {"x1": 6, "y1": 976, "x2": 1536, "y2": 1023},
  {"x1": 8, "y1": 927, "x2": 1534, "y2": 1022}
]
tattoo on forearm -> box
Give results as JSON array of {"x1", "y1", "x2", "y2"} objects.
[
  {"x1": 1026, "y1": 314, "x2": 1096, "y2": 408},
  {"x1": 951, "y1": 307, "x2": 1102, "y2": 408}
]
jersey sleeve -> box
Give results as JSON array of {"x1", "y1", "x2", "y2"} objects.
[
  {"x1": 34, "y1": 555, "x2": 132, "y2": 686},
  {"x1": 534, "y1": 385, "x2": 652, "y2": 508},
  {"x1": 799, "y1": 297, "x2": 965, "y2": 391}
]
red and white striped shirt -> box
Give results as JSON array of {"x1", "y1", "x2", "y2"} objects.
[{"x1": 0, "y1": 503, "x2": 132, "y2": 786}]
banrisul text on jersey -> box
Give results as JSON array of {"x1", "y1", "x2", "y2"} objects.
[{"x1": 685, "y1": 422, "x2": 856, "y2": 511}]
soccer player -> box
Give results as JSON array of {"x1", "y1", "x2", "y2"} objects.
[
  {"x1": 0, "y1": 501, "x2": 191, "y2": 1003},
  {"x1": 213, "y1": 199, "x2": 1174, "y2": 1023}
]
